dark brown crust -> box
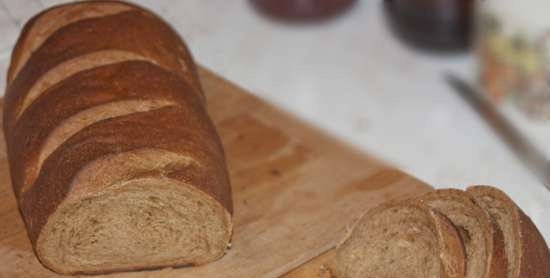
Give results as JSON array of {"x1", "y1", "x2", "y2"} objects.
[
  {"x1": 6, "y1": 0, "x2": 136, "y2": 84},
  {"x1": 4, "y1": 8, "x2": 202, "y2": 135},
  {"x1": 489, "y1": 221, "x2": 508, "y2": 278},
  {"x1": 467, "y1": 186, "x2": 550, "y2": 278},
  {"x1": 48, "y1": 258, "x2": 197, "y2": 276},
  {"x1": 417, "y1": 189, "x2": 508, "y2": 278},
  {"x1": 515, "y1": 210, "x2": 550, "y2": 278},
  {"x1": 8, "y1": 61, "x2": 199, "y2": 198},
  {"x1": 20, "y1": 106, "x2": 232, "y2": 246}
]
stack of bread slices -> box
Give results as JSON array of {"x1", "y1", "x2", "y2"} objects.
[{"x1": 334, "y1": 186, "x2": 550, "y2": 278}]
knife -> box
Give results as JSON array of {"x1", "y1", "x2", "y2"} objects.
[{"x1": 445, "y1": 73, "x2": 550, "y2": 191}]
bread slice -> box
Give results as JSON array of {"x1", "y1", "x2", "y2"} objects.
[
  {"x1": 418, "y1": 189, "x2": 508, "y2": 278},
  {"x1": 334, "y1": 201, "x2": 466, "y2": 278},
  {"x1": 4, "y1": 8, "x2": 201, "y2": 133},
  {"x1": 7, "y1": 0, "x2": 135, "y2": 84},
  {"x1": 467, "y1": 186, "x2": 550, "y2": 278},
  {"x1": 9, "y1": 61, "x2": 194, "y2": 198},
  {"x1": 18, "y1": 106, "x2": 232, "y2": 274}
]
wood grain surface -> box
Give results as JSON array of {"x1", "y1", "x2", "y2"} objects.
[
  {"x1": 0, "y1": 67, "x2": 432, "y2": 278},
  {"x1": 282, "y1": 250, "x2": 335, "y2": 278}
]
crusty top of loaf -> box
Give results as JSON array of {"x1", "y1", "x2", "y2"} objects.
[
  {"x1": 6, "y1": 0, "x2": 136, "y2": 84},
  {"x1": 4, "y1": 9, "x2": 201, "y2": 135},
  {"x1": 9, "y1": 61, "x2": 199, "y2": 197}
]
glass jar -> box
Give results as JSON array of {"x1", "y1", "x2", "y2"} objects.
[{"x1": 478, "y1": 0, "x2": 550, "y2": 119}]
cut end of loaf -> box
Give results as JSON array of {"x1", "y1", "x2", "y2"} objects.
[{"x1": 36, "y1": 178, "x2": 232, "y2": 274}]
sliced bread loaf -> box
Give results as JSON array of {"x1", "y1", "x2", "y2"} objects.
[
  {"x1": 334, "y1": 201, "x2": 466, "y2": 278},
  {"x1": 467, "y1": 186, "x2": 550, "y2": 278}
]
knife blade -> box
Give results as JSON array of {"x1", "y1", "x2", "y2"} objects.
[{"x1": 445, "y1": 73, "x2": 550, "y2": 191}]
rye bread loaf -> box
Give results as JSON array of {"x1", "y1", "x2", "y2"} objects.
[
  {"x1": 467, "y1": 186, "x2": 550, "y2": 278},
  {"x1": 418, "y1": 189, "x2": 508, "y2": 278},
  {"x1": 4, "y1": 1, "x2": 232, "y2": 274},
  {"x1": 4, "y1": 2, "x2": 202, "y2": 136},
  {"x1": 334, "y1": 201, "x2": 466, "y2": 278}
]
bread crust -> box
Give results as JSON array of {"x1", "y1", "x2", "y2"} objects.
[
  {"x1": 9, "y1": 61, "x2": 196, "y2": 198},
  {"x1": 467, "y1": 186, "x2": 550, "y2": 278},
  {"x1": 7, "y1": 0, "x2": 136, "y2": 84},
  {"x1": 4, "y1": 7, "x2": 201, "y2": 134}
]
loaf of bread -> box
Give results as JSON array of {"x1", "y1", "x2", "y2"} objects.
[
  {"x1": 334, "y1": 186, "x2": 549, "y2": 278},
  {"x1": 467, "y1": 186, "x2": 550, "y2": 278},
  {"x1": 4, "y1": 1, "x2": 232, "y2": 275},
  {"x1": 334, "y1": 201, "x2": 466, "y2": 278}
]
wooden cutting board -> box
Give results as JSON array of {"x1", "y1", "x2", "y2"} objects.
[{"x1": 0, "y1": 67, "x2": 431, "y2": 278}]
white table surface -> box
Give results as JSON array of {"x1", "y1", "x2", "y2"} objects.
[{"x1": 0, "y1": 0, "x2": 548, "y2": 242}]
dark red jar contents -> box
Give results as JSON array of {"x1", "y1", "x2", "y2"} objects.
[
  {"x1": 250, "y1": 0, "x2": 357, "y2": 22},
  {"x1": 384, "y1": 0, "x2": 474, "y2": 53}
]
